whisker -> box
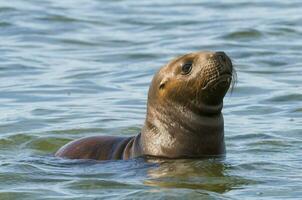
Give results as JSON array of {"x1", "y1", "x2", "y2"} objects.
[{"x1": 229, "y1": 58, "x2": 237, "y2": 95}]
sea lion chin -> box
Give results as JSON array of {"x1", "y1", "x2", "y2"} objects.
[{"x1": 55, "y1": 51, "x2": 234, "y2": 160}]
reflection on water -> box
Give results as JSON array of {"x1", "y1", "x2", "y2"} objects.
[
  {"x1": 1, "y1": 0, "x2": 302, "y2": 199},
  {"x1": 145, "y1": 158, "x2": 250, "y2": 193}
]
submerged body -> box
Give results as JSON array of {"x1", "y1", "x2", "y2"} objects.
[{"x1": 55, "y1": 51, "x2": 234, "y2": 160}]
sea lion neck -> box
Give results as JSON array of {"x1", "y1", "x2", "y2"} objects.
[
  {"x1": 142, "y1": 99, "x2": 223, "y2": 134},
  {"x1": 189, "y1": 100, "x2": 224, "y2": 116},
  {"x1": 139, "y1": 100, "x2": 225, "y2": 158}
]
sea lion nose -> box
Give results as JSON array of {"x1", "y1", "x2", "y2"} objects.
[
  {"x1": 212, "y1": 51, "x2": 232, "y2": 73},
  {"x1": 215, "y1": 51, "x2": 227, "y2": 64}
]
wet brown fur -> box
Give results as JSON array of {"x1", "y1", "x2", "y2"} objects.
[{"x1": 55, "y1": 51, "x2": 234, "y2": 160}]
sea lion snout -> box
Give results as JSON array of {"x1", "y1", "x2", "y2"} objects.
[
  {"x1": 209, "y1": 51, "x2": 233, "y2": 75},
  {"x1": 200, "y1": 52, "x2": 233, "y2": 89}
]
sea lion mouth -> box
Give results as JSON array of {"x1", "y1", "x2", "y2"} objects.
[{"x1": 202, "y1": 73, "x2": 232, "y2": 90}]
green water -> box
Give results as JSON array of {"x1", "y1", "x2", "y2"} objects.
[{"x1": 0, "y1": 0, "x2": 301, "y2": 199}]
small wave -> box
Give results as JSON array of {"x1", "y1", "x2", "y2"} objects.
[{"x1": 221, "y1": 29, "x2": 263, "y2": 41}]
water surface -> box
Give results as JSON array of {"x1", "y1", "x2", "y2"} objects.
[{"x1": 0, "y1": 0, "x2": 301, "y2": 199}]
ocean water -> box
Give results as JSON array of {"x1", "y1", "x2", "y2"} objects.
[{"x1": 0, "y1": 0, "x2": 301, "y2": 199}]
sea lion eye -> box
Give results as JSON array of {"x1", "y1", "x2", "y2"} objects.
[{"x1": 181, "y1": 62, "x2": 192, "y2": 74}]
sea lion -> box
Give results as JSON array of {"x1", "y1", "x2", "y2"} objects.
[{"x1": 55, "y1": 51, "x2": 234, "y2": 160}]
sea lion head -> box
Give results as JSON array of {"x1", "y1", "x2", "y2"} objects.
[
  {"x1": 147, "y1": 51, "x2": 234, "y2": 115},
  {"x1": 140, "y1": 51, "x2": 234, "y2": 158}
]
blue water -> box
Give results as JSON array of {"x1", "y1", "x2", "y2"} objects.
[{"x1": 0, "y1": 0, "x2": 301, "y2": 199}]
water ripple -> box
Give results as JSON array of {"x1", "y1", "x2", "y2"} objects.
[{"x1": 0, "y1": 0, "x2": 302, "y2": 199}]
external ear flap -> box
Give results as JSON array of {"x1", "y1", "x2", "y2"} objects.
[{"x1": 159, "y1": 78, "x2": 168, "y2": 90}]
